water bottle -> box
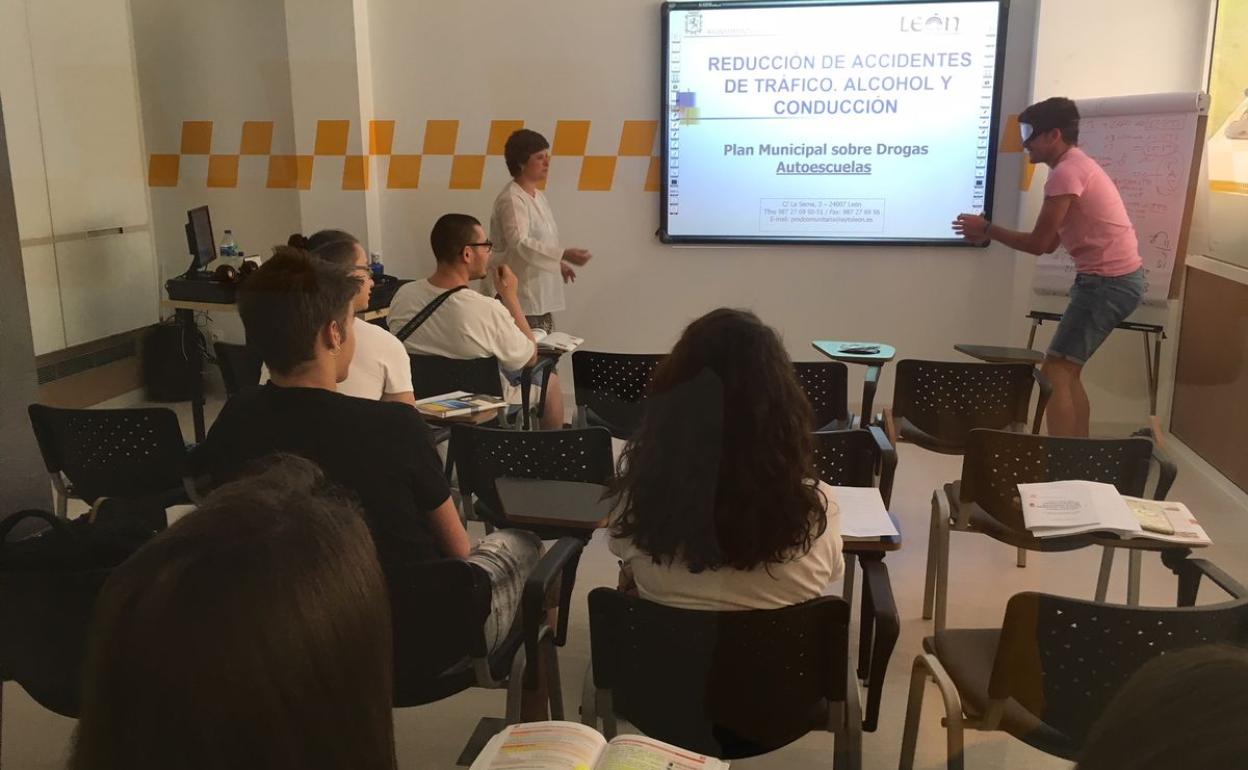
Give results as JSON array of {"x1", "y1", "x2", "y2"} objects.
[
  {"x1": 370, "y1": 252, "x2": 385, "y2": 280},
  {"x1": 220, "y1": 230, "x2": 237, "y2": 258}
]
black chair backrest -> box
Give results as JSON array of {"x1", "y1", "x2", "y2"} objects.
[
  {"x1": 27, "y1": 404, "x2": 188, "y2": 502},
  {"x1": 213, "y1": 342, "x2": 263, "y2": 398},
  {"x1": 588, "y1": 588, "x2": 850, "y2": 758},
  {"x1": 812, "y1": 429, "x2": 879, "y2": 490},
  {"x1": 793, "y1": 361, "x2": 850, "y2": 429},
  {"x1": 961, "y1": 430, "x2": 1154, "y2": 531},
  {"x1": 0, "y1": 566, "x2": 111, "y2": 717},
  {"x1": 991, "y1": 591, "x2": 1248, "y2": 748},
  {"x1": 452, "y1": 425, "x2": 614, "y2": 525},
  {"x1": 893, "y1": 360, "x2": 1037, "y2": 449},
  {"x1": 409, "y1": 354, "x2": 503, "y2": 400},
  {"x1": 386, "y1": 557, "x2": 492, "y2": 703},
  {"x1": 571, "y1": 351, "x2": 664, "y2": 439}
]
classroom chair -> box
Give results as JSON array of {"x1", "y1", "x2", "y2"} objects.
[
  {"x1": 584, "y1": 589, "x2": 862, "y2": 770},
  {"x1": 389, "y1": 538, "x2": 584, "y2": 753},
  {"x1": 925, "y1": 430, "x2": 1177, "y2": 634},
  {"x1": 901, "y1": 561, "x2": 1248, "y2": 770},
  {"x1": 409, "y1": 354, "x2": 554, "y2": 431},
  {"x1": 794, "y1": 360, "x2": 853, "y2": 430},
  {"x1": 451, "y1": 425, "x2": 614, "y2": 541},
  {"x1": 812, "y1": 427, "x2": 899, "y2": 731},
  {"x1": 571, "y1": 351, "x2": 664, "y2": 440},
  {"x1": 27, "y1": 404, "x2": 198, "y2": 518}
]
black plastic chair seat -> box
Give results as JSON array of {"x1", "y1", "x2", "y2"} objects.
[
  {"x1": 898, "y1": 416, "x2": 967, "y2": 454},
  {"x1": 944, "y1": 482, "x2": 1096, "y2": 553},
  {"x1": 924, "y1": 632, "x2": 1077, "y2": 759}
]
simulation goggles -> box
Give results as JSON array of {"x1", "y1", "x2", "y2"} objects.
[{"x1": 1020, "y1": 122, "x2": 1037, "y2": 145}]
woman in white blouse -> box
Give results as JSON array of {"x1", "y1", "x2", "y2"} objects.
[{"x1": 489, "y1": 129, "x2": 593, "y2": 333}]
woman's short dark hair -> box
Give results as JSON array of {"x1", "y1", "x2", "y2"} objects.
[
  {"x1": 1020, "y1": 96, "x2": 1080, "y2": 144},
  {"x1": 238, "y1": 246, "x2": 360, "y2": 375},
  {"x1": 1078, "y1": 644, "x2": 1248, "y2": 770},
  {"x1": 71, "y1": 454, "x2": 395, "y2": 770},
  {"x1": 504, "y1": 129, "x2": 550, "y2": 177},
  {"x1": 610, "y1": 308, "x2": 827, "y2": 572}
]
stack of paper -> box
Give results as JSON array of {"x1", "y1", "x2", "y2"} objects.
[{"x1": 1018, "y1": 480, "x2": 1211, "y2": 544}]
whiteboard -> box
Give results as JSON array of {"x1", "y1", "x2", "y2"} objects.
[{"x1": 1031, "y1": 92, "x2": 1208, "y2": 305}]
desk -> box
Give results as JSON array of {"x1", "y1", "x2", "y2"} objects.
[
  {"x1": 495, "y1": 478, "x2": 613, "y2": 533},
  {"x1": 161, "y1": 298, "x2": 392, "y2": 442},
  {"x1": 811, "y1": 341, "x2": 896, "y2": 429},
  {"x1": 953, "y1": 343, "x2": 1044, "y2": 365}
]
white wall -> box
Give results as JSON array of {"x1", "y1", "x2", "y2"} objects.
[
  {"x1": 130, "y1": 0, "x2": 303, "y2": 287},
  {"x1": 366, "y1": 0, "x2": 1039, "y2": 408},
  {"x1": 1011, "y1": 0, "x2": 1214, "y2": 429}
]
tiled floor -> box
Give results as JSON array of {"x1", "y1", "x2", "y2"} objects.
[{"x1": 4, "y1": 391, "x2": 1246, "y2": 770}]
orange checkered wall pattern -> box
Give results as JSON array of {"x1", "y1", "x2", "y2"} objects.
[{"x1": 148, "y1": 119, "x2": 661, "y2": 192}]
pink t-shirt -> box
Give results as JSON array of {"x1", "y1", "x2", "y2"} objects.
[{"x1": 1044, "y1": 147, "x2": 1142, "y2": 277}]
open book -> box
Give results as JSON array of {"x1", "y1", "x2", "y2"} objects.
[
  {"x1": 1018, "y1": 481, "x2": 1211, "y2": 545},
  {"x1": 471, "y1": 721, "x2": 728, "y2": 770},
  {"x1": 531, "y1": 329, "x2": 584, "y2": 354},
  {"x1": 415, "y1": 391, "x2": 507, "y2": 421}
]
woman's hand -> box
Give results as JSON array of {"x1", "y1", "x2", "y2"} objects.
[
  {"x1": 562, "y1": 247, "x2": 592, "y2": 266},
  {"x1": 560, "y1": 263, "x2": 577, "y2": 284}
]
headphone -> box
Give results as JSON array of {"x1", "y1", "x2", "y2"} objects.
[{"x1": 213, "y1": 260, "x2": 259, "y2": 284}]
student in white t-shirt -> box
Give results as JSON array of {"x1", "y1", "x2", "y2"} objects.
[
  {"x1": 609, "y1": 308, "x2": 843, "y2": 611},
  {"x1": 260, "y1": 230, "x2": 415, "y2": 406},
  {"x1": 387, "y1": 213, "x2": 565, "y2": 429}
]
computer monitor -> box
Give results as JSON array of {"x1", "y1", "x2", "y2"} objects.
[{"x1": 184, "y1": 206, "x2": 216, "y2": 274}]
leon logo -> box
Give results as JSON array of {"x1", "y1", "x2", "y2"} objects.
[
  {"x1": 900, "y1": 13, "x2": 960, "y2": 32},
  {"x1": 684, "y1": 11, "x2": 703, "y2": 34}
]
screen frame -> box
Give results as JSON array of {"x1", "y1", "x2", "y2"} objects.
[
  {"x1": 187, "y1": 206, "x2": 216, "y2": 271},
  {"x1": 658, "y1": 0, "x2": 1011, "y2": 247}
]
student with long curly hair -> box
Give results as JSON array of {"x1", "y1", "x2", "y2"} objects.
[{"x1": 609, "y1": 308, "x2": 843, "y2": 610}]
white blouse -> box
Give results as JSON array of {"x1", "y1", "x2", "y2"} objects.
[
  {"x1": 609, "y1": 481, "x2": 845, "y2": 612},
  {"x1": 489, "y1": 180, "x2": 565, "y2": 316}
]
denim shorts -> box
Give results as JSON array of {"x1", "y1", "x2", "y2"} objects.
[{"x1": 1048, "y1": 268, "x2": 1145, "y2": 365}]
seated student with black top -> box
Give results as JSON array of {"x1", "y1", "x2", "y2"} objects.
[{"x1": 190, "y1": 247, "x2": 539, "y2": 650}]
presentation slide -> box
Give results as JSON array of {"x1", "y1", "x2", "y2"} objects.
[{"x1": 661, "y1": 0, "x2": 1007, "y2": 245}]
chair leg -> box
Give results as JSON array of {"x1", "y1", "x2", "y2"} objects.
[
  {"x1": 899, "y1": 656, "x2": 928, "y2": 770},
  {"x1": 1016, "y1": 547, "x2": 1027, "y2": 568},
  {"x1": 543, "y1": 633, "x2": 564, "y2": 721},
  {"x1": 598, "y1": 691, "x2": 618, "y2": 739},
  {"x1": 505, "y1": 649, "x2": 526, "y2": 725},
  {"x1": 1096, "y1": 547, "x2": 1114, "y2": 602},
  {"x1": 900, "y1": 654, "x2": 965, "y2": 770},
  {"x1": 934, "y1": 515, "x2": 951, "y2": 635},
  {"x1": 922, "y1": 499, "x2": 939, "y2": 620}
]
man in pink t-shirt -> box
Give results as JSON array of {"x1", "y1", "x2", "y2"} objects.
[{"x1": 953, "y1": 97, "x2": 1145, "y2": 437}]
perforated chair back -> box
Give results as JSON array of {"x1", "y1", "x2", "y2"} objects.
[
  {"x1": 960, "y1": 430, "x2": 1154, "y2": 532},
  {"x1": 213, "y1": 342, "x2": 262, "y2": 397},
  {"x1": 990, "y1": 591, "x2": 1248, "y2": 749},
  {"x1": 0, "y1": 566, "x2": 110, "y2": 717},
  {"x1": 588, "y1": 589, "x2": 850, "y2": 758},
  {"x1": 893, "y1": 360, "x2": 1039, "y2": 452},
  {"x1": 386, "y1": 557, "x2": 496, "y2": 706},
  {"x1": 812, "y1": 429, "x2": 880, "y2": 489},
  {"x1": 409, "y1": 354, "x2": 503, "y2": 399},
  {"x1": 793, "y1": 361, "x2": 851, "y2": 430},
  {"x1": 27, "y1": 405, "x2": 189, "y2": 504},
  {"x1": 571, "y1": 351, "x2": 664, "y2": 439},
  {"x1": 452, "y1": 425, "x2": 614, "y2": 534}
]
